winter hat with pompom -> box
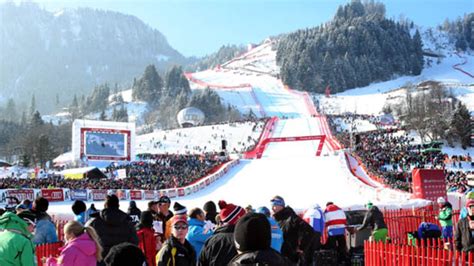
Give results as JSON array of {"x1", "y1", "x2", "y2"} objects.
[{"x1": 218, "y1": 200, "x2": 245, "y2": 225}]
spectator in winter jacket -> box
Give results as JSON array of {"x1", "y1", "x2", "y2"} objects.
[
  {"x1": 86, "y1": 195, "x2": 139, "y2": 259},
  {"x1": 203, "y1": 201, "x2": 218, "y2": 224},
  {"x1": 156, "y1": 196, "x2": 174, "y2": 241},
  {"x1": 137, "y1": 211, "x2": 158, "y2": 266},
  {"x1": 271, "y1": 195, "x2": 318, "y2": 265},
  {"x1": 357, "y1": 202, "x2": 388, "y2": 242},
  {"x1": 230, "y1": 213, "x2": 292, "y2": 265},
  {"x1": 127, "y1": 201, "x2": 141, "y2": 226},
  {"x1": 460, "y1": 192, "x2": 474, "y2": 219},
  {"x1": 32, "y1": 196, "x2": 58, "y2": 244},
  {"x1": 71, "y1": 200, "x2": 87, "y2": 225},
  {"x1": 164, "y1": 202, "x2": 186, "y2": 240},
  {"x1": 437, "y1": 197, "x2": 453, "y2": 241},
  {"x1": 85, "y1": 204, "x2": 99, "y2": 220},
  {"x1": 186, "y1": 208, "x2": 213, "y2": 259},
  {"x1": 198, "y1": 200, "x2": 246, "y2": 266},
  {"x1": 46, "y1": 221, "x2": 103, "y2": 266},
  {"x1": 324, "y1": 202, "x2": 348, "y2": 258},
  {"x1": 156, "y1": 215, "x2": 196, "y2": 266},
  {"x1": 455, "y1": 199, "x2": 474, "y2": 252},
  {"x1": 0, "y1": 211, "x2": 36, "y2": 266},
  {"x1": 256, "y1": 206, "x2": 283, "y2": 252},
  {"x1": 303, "y1": 203, "x2": 325, "y2": 250}
]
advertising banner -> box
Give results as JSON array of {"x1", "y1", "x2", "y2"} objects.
[
  {"x1": 6, "y1": 189, "x2": 34, "y2": 204},
  {"x1": 92, "y1": 189, "x2": 108, "y2": 201},
  {"x1": 144, "y1": 190, "x2": 155, "y2": 200},
  {"x1": 130, "y1": 190, "x2": 143, "y2": 200},
  {"x1": 41, "y1": 189, "x2": 64, "y2": 202},
  {"x1": 178, "y1": 189, "x2": 185, "y2": 197},
  {"x1": 412, "y1": 169, "x2": 447, "y2": 202},
  {"x1": 71, "y1": 189, "x2": 88, "y2": 201}
]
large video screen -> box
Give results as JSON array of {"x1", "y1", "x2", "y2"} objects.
[{"x1": 84, "y1": 131, "x2": 126, "y2": 157}]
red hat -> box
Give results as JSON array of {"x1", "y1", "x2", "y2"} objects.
[
  {"x1": 218, "y1": 200, "x2": 245, "y2": 225},
  {"x1": 466, "y1": 199, "x2": 474, "y2": 208},
  {"x1": 171, "y1": 214, "x2": 188, "y2": 226}
]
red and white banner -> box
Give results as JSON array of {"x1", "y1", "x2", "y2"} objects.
[
  {"x1": 6, "y1": 189, "x2": 34, "y2": 204},
  {"x1": 178, "y1": 189, "x2": 185, "y2": 197},
  {"x1": 41, "y1": 189, "x2": 64, "y2": 202},
  {"x1": 130, "y1": 190, "x2": 143, "y2": 200},
  {"x1": 91, "y1": 189, "x2": 108, "y2": 201},
  {"x1": 144, "y1": 190, "x2": 155, "y2": 200}
]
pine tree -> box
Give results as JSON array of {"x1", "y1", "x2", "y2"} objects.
[
  {"x1": 99, "y1": 110, "x2": 107, "y2": 121},
  {"x1": 5, "y1": 98, "x2": 17, "y2": 122},
  {"x1": 29, "y1": 94, "x2": 36, "y2": 117},
  {"x1": 451, "y1": 102, "x2": 472, "y2": 149},
  {"x1": 132, "y1": 65, "x2": 164, "y2": 104}
]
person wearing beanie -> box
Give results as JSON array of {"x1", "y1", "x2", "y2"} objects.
[
  {"x1": 71, "y1": 200, "x2": 87, "y2": 225},
  {"x1": 271, "y1": 196, "x2": 318, "y2": 264},
  {"x1": 163, "y1": 202, "x2": 187, "y2": 240},
  {"x1": 203, "y1": 201, "x2": 218, "y2": 224},
  {"x1": 127, "y1": 201, "x2": 141, "y2": 226},
  {"x1": 137, "y1": 211, "x2": 158, "y2": 266},
  {"x1": 0, "y1": 212, "x2": 36, "y2": 266},
  {"x1": 454, "y1": 199, "x2": 474, "y2": 252},
  {"x1": 32, "y1": 196, "x2": 58, "y2": 244},
  {"x1": 104, "y1": 243, "x2": 147, "y2": 266},
  {"x1": 256, "y1": 206, "x2": 283, "y2": 253},
  {"x1": 157, "y1": 196, "x2": 174, "y2": 241},
  {"x1": 198, "y1": 200, "x2": 245, "y2": 266},
  {"x1": 156, "y1": 215, "x2": 196, "y2": 266},
  {"x1": 86, "y1": 195, "x2": 138, "y2": 259},
  {"x1": 230, "y1": 213, "x2": 291, "y2": 265},
  {"x1": 460, "y1": 191, "x2": 474, "y2": 219},
  {"x1": 436, "y1": 197, "x2": 453, "y2": 241},
  {"x1": 357, "y1": 202, "x2": 388, "y2": 242},
  {"x1": 186, "y1": 208, "x2": 213, "y2": 260}
]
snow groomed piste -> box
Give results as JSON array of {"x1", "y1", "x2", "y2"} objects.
[{"x1": 47, "y1": 42, "x2": 428, "y2": 216}]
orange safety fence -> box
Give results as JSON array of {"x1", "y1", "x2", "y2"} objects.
[{"x1": 36, "y1": 242, "x2": 63, "y2": 266}]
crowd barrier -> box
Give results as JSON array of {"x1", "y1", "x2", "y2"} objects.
[
  {"x1": 365, "y1": 239, "x2": 474, "y2": 266},
  {"x1": 0, "y1": 160, "x2": 240, "y2": 204},
  {"x1": 36, "y1": 241, "x2": 63, "y2": 266},
  {"x1": 243, "y1": 117, "x2": 278, "y2": 159}
]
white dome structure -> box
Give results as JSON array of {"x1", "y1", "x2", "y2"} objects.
[{"x1": 177, "y1": 107, "x2": 205, "y2": 128}]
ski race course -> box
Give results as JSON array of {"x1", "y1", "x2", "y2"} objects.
[{"x1": 49, "y1": 42, "x2": 429, "y2": 217}]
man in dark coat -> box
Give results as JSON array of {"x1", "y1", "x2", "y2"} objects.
[
  {"x1": 198, "y1": 200, "x2": 246, "y2": 266},
  {"x1": 357, "y1": 202, "x2": 388, "y2": 242},
  {"x1": 455, "y1": 199, "x2": 474, "y2": 252},
  {"x1": 230, "y1": 212, "x2": 293, "y2": 266},
  {"x1": 271, "y1": 195, "x2": 317, "y2": 265},
  {"x1": 127, "y1": 200, "x2": 141, "y2": 226},
  {"x1": 86, "y1": 194, "x2": 139, "y2": 258}
]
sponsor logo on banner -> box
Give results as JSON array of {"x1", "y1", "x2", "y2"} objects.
[
  {"x1": 144, "y1": 190, "x2": 155, "y2": 200},
  {"x1": 111, "y1": 189, "x2": 126, "y2": 200},
  {"x1": 205, "y1": 179, "x2": 210, "y2": 186},
  {"x1": 130, "y1": 190, "x2": 142, "y2": 200},
  {"x1": 6, "y1": 189, "x2": 34, "y2": 203},
  {"x1": 199, "y1": 182, "x2": 205, "y2": 190},
  {"x1": 168, "y1": 189, "x2": 177, "y2": 198},
  {"x1": 41, "y1": 189, "x2": 64, "y2": 202},
  {"x1": 178, "y1": 189, "x2": 185, "y2": 197},
  {"x1": 92, "y1": 190, "x2": 108, "y2": 201},
  {"x1": 71, "y1": 189, "x2": 88, "y2": 201}
]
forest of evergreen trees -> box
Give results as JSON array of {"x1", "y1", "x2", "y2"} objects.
[
  {"x1": 187, "y1": 44, "x2": 246, "y2": 72},
  {"x1": 441, "y1": 13, "x2": 474, "y2": 51},
  {"x1": 276, "y1": 0, "x2": 424, "y2": 93}
]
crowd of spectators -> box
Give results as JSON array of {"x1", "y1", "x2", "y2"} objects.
[
  {"x1": 0, "y1": 153, "x2": 225, "y2": 190},
  {"x1": 327, "y1": 114, "x2": 465, "y2": 192}
]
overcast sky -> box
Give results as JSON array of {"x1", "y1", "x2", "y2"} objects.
[{"x1": 5, "y1": 0, "x2": 474, "y2": 57}]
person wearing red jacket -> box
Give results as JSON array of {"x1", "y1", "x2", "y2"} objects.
[
  {"x1": 324, "y1": 202, "x2": 348, "y2": 259},
  {"x1": 137, "y1": 211, "x2": 158, "y2": 266}
]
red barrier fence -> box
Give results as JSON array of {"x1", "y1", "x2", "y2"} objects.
[
  {"x1": 382, "y1": 208, "x2": 461, "y2": 243},
  {"x1": 364, "y1": 239, "x2": 474, "y2": 266},
  {"x1": 36, "y1": 242, "x2": 63, "y2": 266},
  {"x1": 55, "y1": 220, "x2": 68, "y2": 242}
]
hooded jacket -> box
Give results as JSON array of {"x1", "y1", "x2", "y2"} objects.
[
  {"x1": 46, "y1": 233, "x2": 98, "y2": 266},
  {"x1": 0, "y1": 212, "x2": 35, "y2": 266},
  {"x1": 127, "y1": 201, "x2": 141, "y2": 225},
  {"x1": 186, "y1": 218, "x2": 213, "y2": 259},
  {"x1": 86, "y1": 207, "x2": 139, "y2": 258},
  {"x1": 198, "y1": 224, "x2": 237, "y2": 266},
  {"x1": 229, "y1": 249, "x2": 294, "y2": 266},
  {"x1": 33, "y1": 211, "x2": 58, "y2": 245}
]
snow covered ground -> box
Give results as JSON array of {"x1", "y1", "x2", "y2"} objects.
[{"x1": 47, "y1": 35, "x2": 473, "y2": 215}]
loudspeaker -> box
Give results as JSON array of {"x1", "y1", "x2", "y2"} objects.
[{"x1": 221, "y1": 139, "x2": 227, "y2": 150}]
